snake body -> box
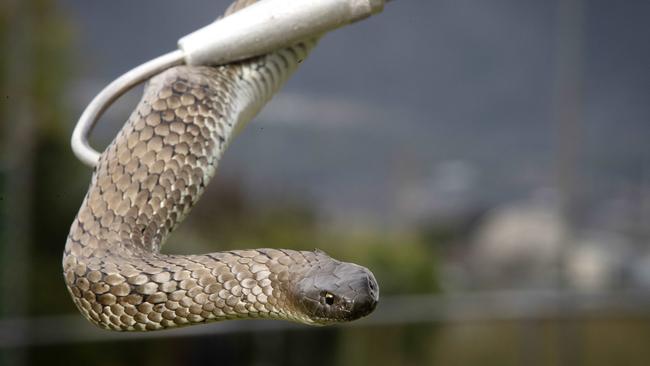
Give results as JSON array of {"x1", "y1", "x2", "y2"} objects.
[{"x1": 63, "y1": 0, "x2": 378, "y2": 331}]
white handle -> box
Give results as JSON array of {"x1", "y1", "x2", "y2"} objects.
[{"x1": 179, "y1": 0, "x2": 385, "y2": 66}]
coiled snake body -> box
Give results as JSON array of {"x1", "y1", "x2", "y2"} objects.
[{"x1": 63, "y1": 0, "x2": 378, "y2": 331}]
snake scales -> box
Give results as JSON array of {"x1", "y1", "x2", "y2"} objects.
[{"x1": 63, "y1": 0, "x2": 378, "y2": 331}]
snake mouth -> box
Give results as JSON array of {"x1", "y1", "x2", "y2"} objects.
[{"x1": 299, "y1": 294, "x2": 378, "y2": 325}]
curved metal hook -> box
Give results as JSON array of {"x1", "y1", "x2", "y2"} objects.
[{"x1": 71, "y1": 51, "x2": 184, "y2": 167}]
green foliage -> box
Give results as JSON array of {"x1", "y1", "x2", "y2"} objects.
[
  {"x1": 0, "y1": 0, "x2": 84, "y2": 317},
  {"x1": 0, "y1": 2, "x2": 10, "y2": 136},
  {"x1": 330, "y1": 231, "x2": 440, "y2": 295},
  {"x1": 31, "y1": 3, "x2": 74, "y2": 139}
]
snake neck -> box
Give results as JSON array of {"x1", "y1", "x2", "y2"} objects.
[{"x1": 64, "y1": 248, "x2": 328, "y2": 331}]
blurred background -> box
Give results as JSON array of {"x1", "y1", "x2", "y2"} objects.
[{"x1": 1, "y1": 0, "x2": 649, "y2": 365}]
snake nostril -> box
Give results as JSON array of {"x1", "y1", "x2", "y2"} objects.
[{"x1": 352, "y1": 291, "x2": 378, "y2": 318}]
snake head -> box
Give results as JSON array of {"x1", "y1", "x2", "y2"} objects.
[{"x1": 292, "y1": 252, "x2": 379, "y2": 325}]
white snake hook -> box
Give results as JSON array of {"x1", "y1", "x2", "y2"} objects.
[{"x1": 71, "y1": 0, "x2": 387, "y2": 167}]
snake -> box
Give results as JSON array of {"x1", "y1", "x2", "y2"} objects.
[{"x1": 63, "y1": 0, "x2": 379, "y2": 331}]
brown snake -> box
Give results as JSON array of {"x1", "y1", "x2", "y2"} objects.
[{"x1": 63, "y1": 0, "x2": 379, "y2": 331}]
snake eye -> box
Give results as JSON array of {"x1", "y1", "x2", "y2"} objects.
[{"x1": 324, "y1": 292, "x2": 335, "y2": 305}]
